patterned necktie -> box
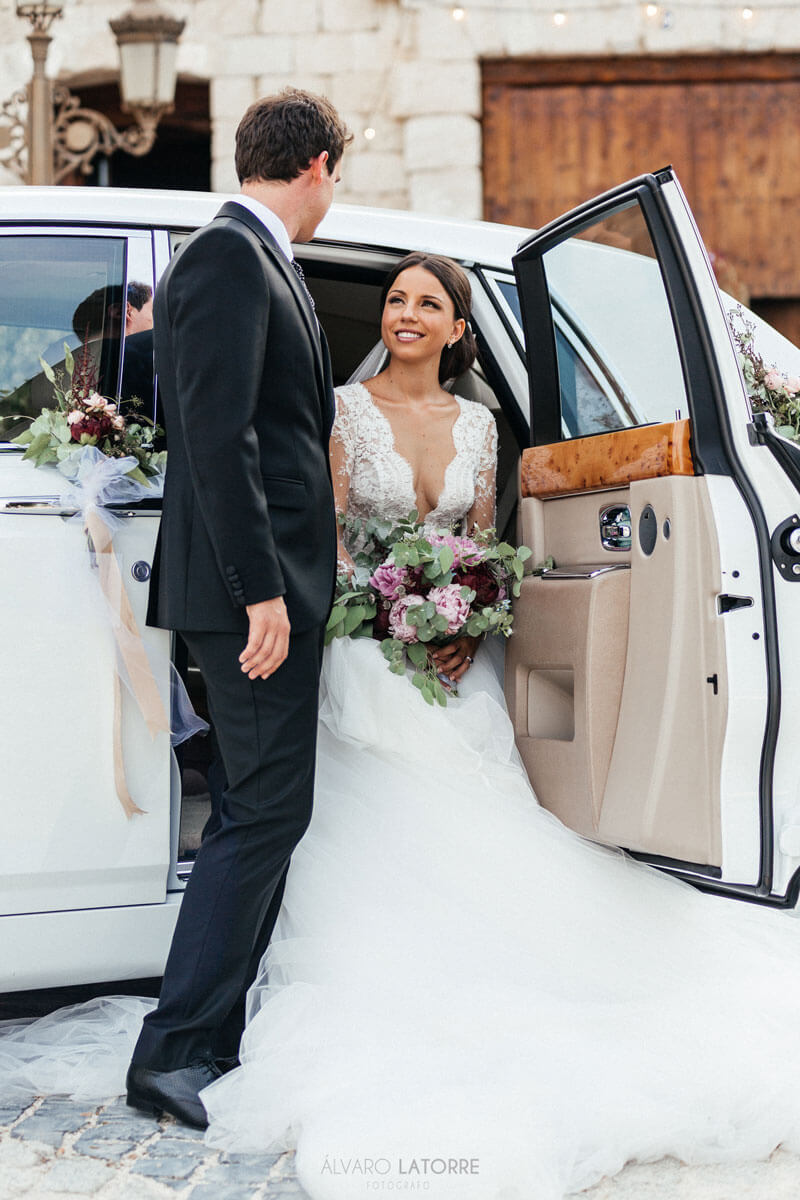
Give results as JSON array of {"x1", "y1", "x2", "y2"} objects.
[{"x1": 291, "y1": 258, "x2": 316, "y2": 312}]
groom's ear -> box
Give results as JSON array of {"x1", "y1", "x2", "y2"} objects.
[{"x1": 308, "y1": 150, "x2": 329, "y2": 184}]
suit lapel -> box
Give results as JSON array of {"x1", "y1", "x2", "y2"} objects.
[{"x1": 214, "y1": 202, "x2": 328, "y2": 408}]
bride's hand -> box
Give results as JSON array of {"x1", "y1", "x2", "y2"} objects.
[{"x1": 431, "y1": 635, "x2": 480, "y2": 685}]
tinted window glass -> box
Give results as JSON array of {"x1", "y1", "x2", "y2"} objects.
[
  {"x1": 541, "y1": 202, "x2": 689, "y2": 438},
  {"x1": 0, "y1": 235, "x2": 126, "y2": 440},
  {"x1": 497, "y1": 275, "x2": 629, "y2": 437}
]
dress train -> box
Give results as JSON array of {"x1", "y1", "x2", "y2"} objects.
[{"x1": 199, "y1": 637, "x2": 800, "y2": 1200}]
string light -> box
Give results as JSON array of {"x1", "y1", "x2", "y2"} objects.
[
  {"x1": 552, "y1": 9, "x2": 567, "y2": 23},
  {"x1": 401, "y1": 0, "x2": 799, "y2": 14},
  {"x1": 363, "y1": 127, "x2": 376, "y2": 141},
  {"x1": 451, "y1": 5, "x2": 466, "y2": 17}
]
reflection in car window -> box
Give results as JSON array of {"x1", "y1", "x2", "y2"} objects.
[
  {"x1": 541, "y1": 202, "x2": 689, "y2": 439},
  {"x1": 0, "y1": 236, "x2": 126, "y2": 441},
  {"x1": 496, "y1": 276, "x2": 627, "y2": 437}
]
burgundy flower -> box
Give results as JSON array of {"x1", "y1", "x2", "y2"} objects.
[
  {"x1": 69, "y1": 411, "x2": 114, "y2": 444},
  {"x1": 459, "y1": 565, "x2": 500, "y2": 606},
  {"x1": 372, "y1": 603, "x2": 391, "y2": 640}
]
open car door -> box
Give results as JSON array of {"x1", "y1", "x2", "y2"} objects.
[{"x1": 507, "y1": 168, "x2": 800, "y2": 905}]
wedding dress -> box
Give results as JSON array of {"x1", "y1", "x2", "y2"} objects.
[
  {"x1": 200, "y1": 385, "x2": 800, "y2": 1195},
  {"x1": 4, "y1": 384, "x2": 800, "y2": 1200}
]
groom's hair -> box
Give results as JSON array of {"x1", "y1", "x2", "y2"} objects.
[{"x1": 235, "y1": 89, "x2": 352, "y2": 184}]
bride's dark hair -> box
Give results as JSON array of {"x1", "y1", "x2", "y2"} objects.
[{"x1": 379, "y1": 253, "x2": 478, "y2": 384}]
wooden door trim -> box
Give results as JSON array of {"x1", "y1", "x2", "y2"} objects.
[
  {"x1": 520, "y1": 419, "x2": 694, "y2": 499},
  {"x1": 483, "y1": 52, "x2": 800, "y2": 89}
]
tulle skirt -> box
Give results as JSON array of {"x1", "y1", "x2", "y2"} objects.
[
  {"x1": 201, "y1": 638, "x2": 800, "y2": 1199},
  {"x1": 3, "y1": 637, "x2": 800, "y2": 1200}
]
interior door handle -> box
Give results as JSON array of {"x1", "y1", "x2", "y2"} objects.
[{"x1": 599, "y1": 504, "x2": 632, "y2": 552}]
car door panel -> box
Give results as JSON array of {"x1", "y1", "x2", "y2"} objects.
[
  {"x1": 509, "y1": 169, "x2": 784, "y2": 893},
  {"x1": 505, "y1": 564, "x2": 630, "y2": 840}
]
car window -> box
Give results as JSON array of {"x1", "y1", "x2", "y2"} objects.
[
  {"x1": 0, "y1": 235, "x2": 126, "y2": 440},
  {"x1": 495, "y1": 274, "x2": 639, "y2": 438},
  {"x1": 540, "y1": 204, "x2": 690, "y2": 437},
  {"x1": 499, "y1": 201, "x2": 692, "y2": 439}
]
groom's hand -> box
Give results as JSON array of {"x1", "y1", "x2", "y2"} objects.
[{"x1": 240, "y1": 597, "x2": 291, "y2": 680}]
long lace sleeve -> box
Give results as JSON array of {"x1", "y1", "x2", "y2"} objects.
[
  {"x1": 329, "y1": 393, "x2": 356, "y2": 573},
  {"x1": 466, "y1": 408, "x2": 498, "y2": 532}
]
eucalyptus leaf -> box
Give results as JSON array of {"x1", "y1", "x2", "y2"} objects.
[
  {"x1": 325, "y1": 606, "x2": 347, "y2": 631},
  {"x1": 38, "y1": 356, "x2": 55, "y2": 384},
  {"x1": 343, "y1": 605, "x2": 367, "y2": 635},
  {"x1": 407, "y1": 642, "x2": 428, "y2": 667}
]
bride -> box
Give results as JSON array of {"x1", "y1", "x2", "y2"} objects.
[{"x1": 5, "y1": 253, "x2": 800, "y2": 1200}]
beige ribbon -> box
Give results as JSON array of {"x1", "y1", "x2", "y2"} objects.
[{"x1": 85, "y1": 507, "x2": 171, "y2": 817}]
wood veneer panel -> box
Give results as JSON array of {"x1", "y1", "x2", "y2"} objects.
[{"x1": 521, "y1": 420, "x2": 694, "y2": 499}]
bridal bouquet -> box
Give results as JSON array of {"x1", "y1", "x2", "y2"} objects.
[
  {"x1": 326, "y1": 511, "x2": 533, "y2": 706},
  {"x1": 11, "y1": 341, "x2": 165, "y2": 484}
]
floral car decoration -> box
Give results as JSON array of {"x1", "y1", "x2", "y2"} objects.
[
  {"x1": 729, "y1": 306, "x2": 800, "y2": 443},
  {"x1": 326, "y1": 511, "x2": 536, "y2": 706},
  {"x1": 11, "y1": 340, "x2": 165, "y2": 485}
]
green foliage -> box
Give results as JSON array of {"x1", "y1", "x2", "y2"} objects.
[{"x1": 728, "y1": 306, "x2": 800, "y2": 442}]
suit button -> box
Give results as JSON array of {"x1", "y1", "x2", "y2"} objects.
[{"x1": 226, "y1": 565, "x2": 237, "y2": 578}]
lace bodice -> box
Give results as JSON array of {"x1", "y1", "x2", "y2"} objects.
[{"x1": 331, "y1": 382, "x2": 497, "y2": 538}]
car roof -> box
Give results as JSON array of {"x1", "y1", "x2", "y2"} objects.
[{"x1": 0, "y1": 187, "x2": 531, "y2": 272}]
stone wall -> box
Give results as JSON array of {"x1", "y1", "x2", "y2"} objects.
[{"x1": 1, "y1": 0, "x2": 799, "y2": 215}]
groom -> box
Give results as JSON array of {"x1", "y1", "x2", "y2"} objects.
[{"x1": 126, "y1": 89, "x2": 350, "y2": 1127}]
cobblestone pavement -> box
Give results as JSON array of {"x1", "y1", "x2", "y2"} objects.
[
  {"x1": 0, "y1": 1095, "x2": 309, "y2": 1200},
  {"x1": 3, "y1": 1093, "x2": 800, "y2": 1199}
]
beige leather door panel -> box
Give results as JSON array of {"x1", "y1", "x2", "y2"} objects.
[
  {"x1": 597, "y1": 476, "x2": 726, "y2": 865},
  {"x1": 508, "y1": 431, "x2": 727, "y2": 867}
]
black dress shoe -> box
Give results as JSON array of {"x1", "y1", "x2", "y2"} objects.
[{"x1": 126, "y1": 1060, "x2": 222, "y2": 1129}]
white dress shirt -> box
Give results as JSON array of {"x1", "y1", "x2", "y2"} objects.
[{"x1": 229, "y1": 194, "x2": 293, "y2": 263}]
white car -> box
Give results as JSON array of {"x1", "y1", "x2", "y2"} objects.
[{"x1": 2, "y1": 168, "x2": 799, "y2": 991}]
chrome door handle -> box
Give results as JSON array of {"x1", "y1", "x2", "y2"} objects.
[{"x1": 599, "y1": 504, "x2": 632, "y2": 552}]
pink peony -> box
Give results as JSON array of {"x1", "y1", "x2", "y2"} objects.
[
  {"x1": 785, "y1": 376, "x2": 800, "y2": 395},
  {"x1": 427, "y1": 583, "x2": 472, "y2": 635},
  {"x1": 370, "y1": 562, "x2": 409, "y2": 600},
  {"x1": 427, "y1": 533, "x2": 482, "y2": 569},
  {"x1": 389, "y1": 594, "x2": 422, "y2": 643},
  {"x1": 764, "y1": 369, "x2": 783, "y2": 391}
]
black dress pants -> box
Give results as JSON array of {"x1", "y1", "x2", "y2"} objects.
[{"x1": 132, "y1": 623, "x2": 325, "y2": 1071}]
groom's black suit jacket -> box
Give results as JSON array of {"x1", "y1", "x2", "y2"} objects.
[{"x1": 146, "y1": 202, "x2": 337, "y2": 635}]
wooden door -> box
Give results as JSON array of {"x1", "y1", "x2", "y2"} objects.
[{"x1": 483, "y1": 55, "x2": 800, "y2": 346}]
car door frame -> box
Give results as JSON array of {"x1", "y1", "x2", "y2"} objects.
[{"x1": 512, "y1": 168, "x2": 786, "y2": 905}]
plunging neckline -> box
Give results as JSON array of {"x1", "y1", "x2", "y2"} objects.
[{"x1": 354, "y1": 381, "x2": 466, "y2": 524}]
